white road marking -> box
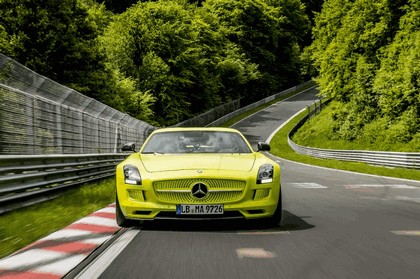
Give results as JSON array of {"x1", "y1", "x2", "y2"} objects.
[
  {"x1": 235, "y1": 86, "x2": 316, "y2": 129},
  {"x1": 74, "y1": 229, "x2": 140, "y2": 279},
  {"x1": 391, "y1": 231, "x2": 420, "y2": 236},
  {"x1": 74, "y1": 216, "x2": 119, "y2": 228},
  {"x1": 290, "y1": 183, "x2": 328, "y2": 189},
  {"x1": 42, "y1": 229, "x2": 92, "y2": 241},
  {"x1": 359, "y1": 197, "x2": 391, "y2": 201},
  {"x1": 275, "y1": 156, "x2": 420, "y2": 184},
  {"x1": 0, "y1": 204, "x2": 120, "y2": 278},
  {"x1": 394, "y1": 196, "x2": 420, "y2": 203},
  {"x1": 0, "y1": 249, "x2": 67, "y2": 270},
  {"x1": 95, "y1": 207, "x2": 116, "y2": 214},
  {"x1": 346, "y1": 184, "x2": 418, "y2": 189},
  {"x1": 39, "y1": 228, "x2": 111, "y2": 245},
  {"x1": 236, "y1": 248, "x2": 277, "y2": 259},
  {"x1": 34, "y1": 254, "x2": 87, "y2": 275},
  {"x1": 81, "y1": 235, "x2": 114, "y2": 245}
]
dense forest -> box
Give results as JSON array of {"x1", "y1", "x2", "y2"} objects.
[
  {"x1": 302, "y1": 0, "x2": 419, "y2": 150},
  {"x1": 0, "y1": 0, "x2": 418, "y2": 147},
  {"x1": 0, "y1": 0, "x2": 313, "y2": 126}
]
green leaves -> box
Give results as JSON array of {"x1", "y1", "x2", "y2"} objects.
[
  {"x1": 204, "y1": 0, "x2": 310, "y2": 99},
  {"x1": 307, "y1": 0, "x2": 419, "y2": 144},
  {"x1": 1, "y1": 0, "x2": 312, "y2": 126},
  {"x1": 100, "y1": 0, "x2": 268, "y2": 125}
]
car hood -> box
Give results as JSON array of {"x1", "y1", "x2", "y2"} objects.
[{"x1": 140, "y1": 154, "x2": 256, "y2": 172}]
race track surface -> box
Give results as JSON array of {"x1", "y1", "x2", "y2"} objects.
[{"x1": 74, "y1": 88, "x2": 420, "y2": 279}]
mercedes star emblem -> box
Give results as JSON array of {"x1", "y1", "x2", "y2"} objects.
[{"x1": 191, "y1": 183, "x2": 208, "y2": 199}]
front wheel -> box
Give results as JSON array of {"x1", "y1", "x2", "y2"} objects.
[
  {"x1": 261, "y1": 191, "x2": 282, "y2": 228},
  {"x1": 116, "y1": 194, "x2": 136, "y2": 228}
]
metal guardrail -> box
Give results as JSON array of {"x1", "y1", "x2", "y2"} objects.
[
  {"x1": 207, "y1": 81, "x2": 316, "y2": 127},
  {"x1": 0, "y1": 153, "x2": 128, "y2": 214},
  {"x1": 175, "y1": 99, "x2": 241, "y2": 127},
  {"x1": 175, "y1": 81, "x2": 316, "y2": 127},
  {"x1": 0, "y1": 82, "x2": 315, "y2": 214},
  {"x1": 288, "y1": 100, "x2": 420, "y2": 169},
  {"x1": 0, "y1": 54, "x2": 157, "y2": 155}
]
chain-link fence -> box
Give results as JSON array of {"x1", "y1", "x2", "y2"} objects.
[
  {"x1": 0, "y1": 53, "x2": 313, "y2": 155},
  {"x1": 174, "y1": 99, "x2": 240, "y2": 127},
  {"x1": 0, "y1": 54, "x2": 248, "y2": 155},
  {"x1": 0, "y1": 53, "x2": 156, "y2": 154},
  {"x1": 207, "y1": 81, "x2": 315, "y2": 127}
]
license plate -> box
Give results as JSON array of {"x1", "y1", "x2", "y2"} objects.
[{"x1": 176, "y1": 204, "x2": 224, "y2": 215}]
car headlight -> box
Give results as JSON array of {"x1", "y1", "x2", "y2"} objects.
[
  {"x1": 123, "y1": 165, "x2": 142, "y2": 185},
  {"x1": 257, "y1": 164, "x2": 273, "y2": 184}
]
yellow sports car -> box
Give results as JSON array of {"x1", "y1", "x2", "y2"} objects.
[{"x1": 115, "y1": 127, "x2": 281, "y2": 227}]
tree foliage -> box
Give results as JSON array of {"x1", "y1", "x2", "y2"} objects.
[
  {"x1": 100, "y1": 0, "x2": 260, "y2": 125},
  {"x1": 203, "y1": 0, "x2": 310, "y2": 101},
  {"x1": 0, "y1": 0, "x2": 105, "y2": 98},
  {"x1": 0, "y1": 0, "x2": 154, "y2": 121},
  {"x1": 1, "y1": 0, "x2": 311, "y2": 126},
  {"x1": 306, "y1": 0, "x2": 419, "y2": 146}
]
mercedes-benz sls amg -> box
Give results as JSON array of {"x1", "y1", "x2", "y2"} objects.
[{"x1": 115, "y1": 127, "x2": 282, "y2": 227}]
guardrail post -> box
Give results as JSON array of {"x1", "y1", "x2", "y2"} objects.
[
  {"x1": 30, "y1": 97, "x2": 36, "y2": 154},
  {"x1": 55, "y1": 106, "x2": 63, "y2": 153},
  {"x1": 114, "y1": 125, "x2": 121, "y2": 153},
  {"x1": 80, "y1": 112, "x2": 84, "y2": 154}
]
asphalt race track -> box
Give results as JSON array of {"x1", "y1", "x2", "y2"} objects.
[{"x1": 72, "y1": 88, "x2": 420, "y2": 279}]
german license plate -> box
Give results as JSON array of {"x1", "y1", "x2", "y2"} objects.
[{"x1": 176, "y1": 204, "x2": 224, "y2": 215}]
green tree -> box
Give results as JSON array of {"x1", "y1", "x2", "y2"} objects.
[
  {"x1": 203, "y1": 0, "x2": 310, "y2": 102},
  {"x1": 100, "y1": 0, "x2": 259, "y2": 125},
  {"x1": 307, "y1": 0, "x2": 418, "y2": 145},
  {"x1": 373, "y1": 0, "x2": 419, "y2": 146},
  {"x1": 301, "y1": 0, "x2": 324, "y2": 22},
  {"x1": 0, "y1": 0, "x2": 155, "y2": 122},
  {"x1": 79, "y1": 0, "x2": 114, "y2": 35},
  {"x1": 0, "y1": 1, "x2": 93, "y2": 80},
  {"x1": 0, "y1": 1, "x2": 105, "y2": 97},
  {"x1": 100, "y1": 0, "x2": 198, "y2": 125}
]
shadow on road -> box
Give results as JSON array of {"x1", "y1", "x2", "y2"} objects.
[
  {"x1": 280, "y1": 210, "x2": 315, "y2": 231},
  {"x1": 136, "y1": 210, "x2": 314, "y2": 233}
]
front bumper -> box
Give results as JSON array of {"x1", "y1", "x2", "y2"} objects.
[{"x1": 117, "y1": 176, "x2": 280, "y2": 221}]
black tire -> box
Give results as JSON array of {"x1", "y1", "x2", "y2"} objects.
[
  {"x1": 261, "y1": 191, "x2": 282, "y2": 228},
  {"x1": 116, "y1": 194, "x2": 135, "y2": 228}
]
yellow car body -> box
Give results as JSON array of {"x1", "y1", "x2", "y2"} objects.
[{"x1": 115, "y1": 127, "x2": 281, "y2": 226}]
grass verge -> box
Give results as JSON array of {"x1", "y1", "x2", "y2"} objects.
[
  {"x1": 0, "y1": 178, "x2": 116, "y2": 259},
  {"x1": 269, "y1": 109, "x2": 420, "y2": 181},
  {"x1": 291, "y1": 101, "x2": 419, "y2": 152}
]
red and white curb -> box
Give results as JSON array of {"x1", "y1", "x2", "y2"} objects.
[{"x1": 0, "y1": 204, "x2": 121, "y2": 279}]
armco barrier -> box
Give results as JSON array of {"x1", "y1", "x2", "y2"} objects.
[
  {"x1": 207, "y1": 81, "x2": 316, "y2": 127},
  {"x1": 0, "y1": 153, "x2": 128, "y2": 214},
  {"x1": 0, "y1": 54, "x2": 157, "y2": 155},
  {"x1": 0, "y1": 53, "x2": 318, "y2": 213},
  {"x1": 288, "y1": 139, "x2": 420, "y2": 169},
  {"x1": 288, "y1": 101, "x2": 420, "y2": 169}
]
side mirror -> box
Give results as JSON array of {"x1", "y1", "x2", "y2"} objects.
[
  {"x1": 121, "y1": 142, "x2": 136, "y2": 152},
  {"x1": 257, "y1": 142, "x2": 271, "y2": 152}
]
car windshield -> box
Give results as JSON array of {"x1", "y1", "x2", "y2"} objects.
[{"x1": 141, "y1": 131, "x2": 252, "y2": 154}]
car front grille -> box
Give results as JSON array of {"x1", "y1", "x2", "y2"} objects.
[{"x1": 153, "y1": 179, "x2": 246, "y2": 203}]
